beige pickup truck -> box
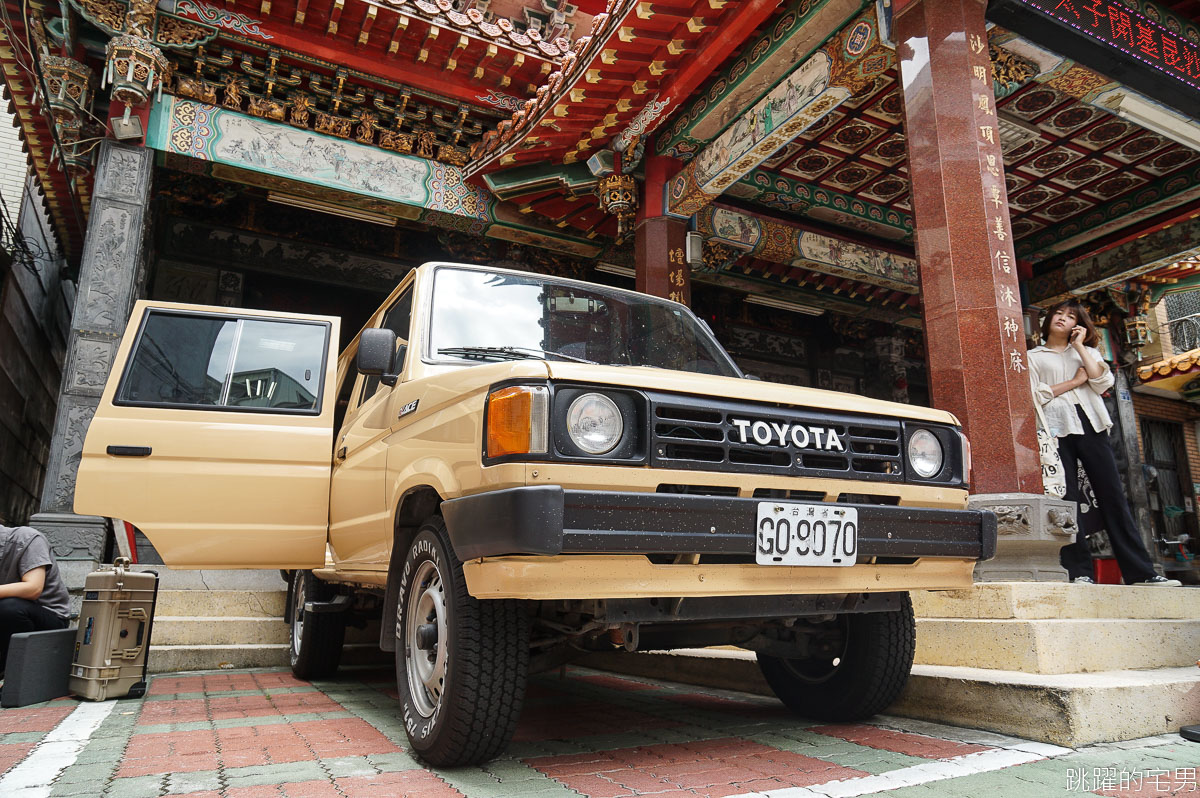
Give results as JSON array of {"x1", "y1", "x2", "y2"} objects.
[{"x1": 76, "y1": 261, "x2": 995, "y2": 765}]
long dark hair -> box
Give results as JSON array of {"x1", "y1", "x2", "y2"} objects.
[{"x1": 1040, "y1": 299, "x2": 1100, "y2": 347}]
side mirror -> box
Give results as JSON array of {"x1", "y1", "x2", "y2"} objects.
[{"x1": 358, "y1": 328, "x2": 398, "y2": 380}]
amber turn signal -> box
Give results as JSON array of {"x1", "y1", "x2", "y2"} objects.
[{"x1": 486, "y1": 385, "x2": 548, "y2": 457}]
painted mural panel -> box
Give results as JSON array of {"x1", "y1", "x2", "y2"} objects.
[
  {"x1": 699, "y1": 206, "x2": 918, "y2": 293},
  {"x1": 150, "y1": 97, "x2": 492, "y2": 222}
]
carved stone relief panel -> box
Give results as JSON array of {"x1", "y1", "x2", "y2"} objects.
[
  {"x1": 96, "y1": 144, "x2": 151, "y2": 202},
  {"x1": 65, "y1": 333, "x2": 119, "y2": 396},
  {"x1": 77, "y1": 204, "x2": 138, "y2": 331},
  {"x1": 44, "y1": 399, "x2": 97, "y2": 513}
]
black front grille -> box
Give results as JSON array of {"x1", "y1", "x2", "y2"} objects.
[{"x1": 650, "y1": 393, "x2": 904, "y2": 482}]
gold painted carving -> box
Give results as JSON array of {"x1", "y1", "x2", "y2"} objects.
[
  {"x1": 175, "y1": 75, "x2": 218, "y2": 104},
  {"x1": 288, "y1": 93, "x2": 313, "y2": 127},
  {"x1": 416, "y1": 130, "x2": 437, "y2": 158},
  {"x1": 247, "y1": 95, "x2": 286, "y2": 121},
  {"x1": 82, "y1": 0, "x2": 127, "y2": 33},
  {"x1": 437, "y1": 145, "x2": 469, "y2": 167},
  {"x1": 156, "y1": 17, "x2": 211, "y2": 46},
  {"x1": 378, "y1": 129, "x2": 415, "y2": 153},
  {"x1": 314, "y1": 112, "x2": 353, "y2": 138},
  {"x1": 222, "y1": 75, "x2": 246, "y2": 110},
  {"x1": 127, "y1": 0, "x2": 156, "y2": 37},
  {"x1": 989, "y1": 45, "x2": 1036, "y2": 89}
]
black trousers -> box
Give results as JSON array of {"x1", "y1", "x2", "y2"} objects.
[
  {"x1": 1057, "y1": 406, "x2": 1158, "y2": 583},
  {"x1": 0, "y1": 597, "x2": 69, "y2": 672}
]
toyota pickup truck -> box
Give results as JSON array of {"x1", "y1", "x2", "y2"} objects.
[{"x1": 76, "y1": 261, "x2": 995, "y2": 765}]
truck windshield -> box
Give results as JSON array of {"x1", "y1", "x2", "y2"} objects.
[{"x1": 428, "y1": 267, "x2": 741, "y2": 377}]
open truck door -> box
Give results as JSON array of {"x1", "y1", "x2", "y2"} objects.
[{"x1": 75, "y1": 301, "x2": 341, "y2": 569}]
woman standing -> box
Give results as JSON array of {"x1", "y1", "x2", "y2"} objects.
[{"x1": 1028, "y1": 299, "x2": 1180, "y2": 586}]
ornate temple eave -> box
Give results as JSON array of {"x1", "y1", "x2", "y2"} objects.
[
  {"x1": 467, "y1": 0, "x2": 751, "y2": 176},
  {"x1": 0, "y1": 3, "x2": 85, "y2": 258}
]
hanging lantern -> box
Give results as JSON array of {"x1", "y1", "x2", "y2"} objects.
[
  {"x1": 1124, "y1": 314, "x2": 1152, "y2": 350},
  {"x1": 597, "y1": 172, "x2": 638, "y2": 240},
  {"x1": 53, "y1": 118, "x2": 96, "y2": 178},
  {"x1": 43, "y1": 56, "x2": 92, "y2": 123},
  {"x1": 102, "y1": 34, "x2": 171, "y2": 109}
]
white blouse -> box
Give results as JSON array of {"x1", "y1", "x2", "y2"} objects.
[{"x1": 1027, "y1": 344, "x2": 1115, "y2": 437}]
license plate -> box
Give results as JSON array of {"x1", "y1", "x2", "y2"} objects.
[{"x1": 754, "y1": 502, "x2": 858, "y2": 566}]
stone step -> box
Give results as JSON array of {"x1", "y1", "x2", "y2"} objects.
[
  {"x1": 913, "y1": 583, "x2": 1199, "y2": 620},
  {"x1": 148, "y1": 642, "x2": 389, "y2": 673},
  {"x1": 915, "y1": 617, "x2": 1200, "y2": 674},
  {"x1": 895, "y1": 663, "x2": 1200, "y2": 748},
  {"x1": 151, "y1": 617, "x2": 289, "y2": 646},
  {"x1": 154, "y1": 590, "x2": 287, "y2": 618},
  {"x1": 577, "y1": 649, "x2": 1200, "y2": 748}
]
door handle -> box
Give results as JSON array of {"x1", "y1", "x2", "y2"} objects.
[
  {"x1": 107, "y1": 446, "x2": 152, "y2": 457},
  {"x1": 335, "y1": 446, "x2": 347, "y2": 461}
]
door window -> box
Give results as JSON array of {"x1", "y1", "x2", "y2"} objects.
[{"x1": 117, "y1": 311, "x2": 329, "y2": 413}]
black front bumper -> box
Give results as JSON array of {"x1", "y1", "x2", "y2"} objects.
[{"x1": 442, "y1": 486, "x2": 997, "y2": 562}]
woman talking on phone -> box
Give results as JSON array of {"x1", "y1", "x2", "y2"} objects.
[{"x1": 1028, "y1": 299, "x2": 1180, "y2": 586}]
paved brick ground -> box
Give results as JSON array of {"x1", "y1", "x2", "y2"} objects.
[{"x1": 0, "y1": 665, "x2": 1196, "y2": 797}]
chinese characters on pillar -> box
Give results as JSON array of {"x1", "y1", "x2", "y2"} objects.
[
  {"x1": 969, "y1": 30, "x2": 1026, "y2": 374},
  {"x1": 667, "y1": 246, "x2": 688, "y2": 304}
]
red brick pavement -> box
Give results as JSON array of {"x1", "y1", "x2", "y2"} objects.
[
  {"x1": 147, "y1": 671, "x2": 310, "y2": 696},
  {"x1": 0, "y1": 704, "x2": 74, "y2": 733},
  {"x1": 513, "y1": 700, "x2": 681, "y2": 742},
  {"x1": 0, "y1": 742, "x2": 35, "y2": 775},
  {"x1": 810, "y1": 723, "x2": 994, "y2": 759},
  {"x1": 171, "y1": 771, "x2": 463, "y2": 798},
  {"x1": 525, "y1": 737, "x2": 869, "y2": 798},
  {"x1": 137, "y1": 692, "x2": 343, "y2": 725}
]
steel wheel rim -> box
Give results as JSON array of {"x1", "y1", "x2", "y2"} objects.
[
  {"x1": 291, "y1": 575, "x2": 306, "y2": 658},
  {"x1": 405, "y1": 559, "x2": 448, "y2": 718},
  {"x1": 783, "y1": 618, "x2": 849, "y2": 684}
]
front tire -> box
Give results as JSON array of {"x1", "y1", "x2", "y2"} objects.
[
  {"x1": 396, "y1": 516, "x2": 529, "y2": 766},
  {"x1": 288, "y1": 570, "x2": 345, "y2": 680},
  {"x1": 758, "y1": 594, "x2": 915, "y2": 721}
]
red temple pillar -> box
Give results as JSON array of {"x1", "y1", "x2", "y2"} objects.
[
  {"x1": 635, "y1": 155, "x2": 691, "y2": 304},
  {"x1": 896, "y1": 0, "x2": 1041, "y2": 496}
]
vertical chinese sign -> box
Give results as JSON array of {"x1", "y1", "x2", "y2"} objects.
[{"x1": 969, "y1": 30, "x2": 1028, "y2": 379}]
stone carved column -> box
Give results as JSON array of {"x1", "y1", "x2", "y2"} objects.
[
  {"x1": 896, "y1": 0, "x2": 1071, "y2": 580},
  {"x1": 32, "y1": 141, "x2": 153, "y2": 585}
]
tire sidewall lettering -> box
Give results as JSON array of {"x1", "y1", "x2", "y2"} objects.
[{"x1": 398, "y1": 527, "x2": 449, "y2": 745}]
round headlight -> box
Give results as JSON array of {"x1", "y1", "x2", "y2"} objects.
[
  {"x1": 907, "y1": 429, "x2": 944, "y2": 478},
  {"x1": 566, "y1": 393, "x2": 623, "y2": 454}
]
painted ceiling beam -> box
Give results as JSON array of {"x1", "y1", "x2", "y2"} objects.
[
  {"x1": 607, "y1": 0, "x2": 778, "y2": 165},
  {"x1": 1028, "y1": 214, "x2": 1200, "y2": 304},
  {"x1": 991, "y1": 29, "x2": 1200, "y2": 260},
  {"x1": 694, "y1": 203, "x2": 918, "y2": 293},
  {"x1": 735, "y1": 169, "x2": 913, "y2": 242},
  {"x1": 665, "y1": 5, "x2": 892, "y2": 218},
  {"x1": 655, "y1": 0, "x2": 862, "y2": 161},
  {"x1": 161, "y1": 0, "x2": 544, "y2": 108}
]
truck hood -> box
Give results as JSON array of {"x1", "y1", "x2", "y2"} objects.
[{"x1": 542, "y1": 362, "x2": 960, "y2": 425}]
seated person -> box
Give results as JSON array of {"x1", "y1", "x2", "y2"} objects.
[{"x1": 0, "y1": 523, "x2": 71, "y2": 675}]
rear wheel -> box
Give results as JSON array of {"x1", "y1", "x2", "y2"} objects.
[
  {"x1": 395, "y1": 516, "x2": 529, "y2": 766},
  {"x1": 758, "y1": 594, "x2": 915, "y2": 721},
  {"x1": 288, "y1": 570, "x2": 345, "y2": 680}
]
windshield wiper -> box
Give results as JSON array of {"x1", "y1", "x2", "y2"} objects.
[{"x1": 437, "y1": 345, "x2": 598, "y2": 364}]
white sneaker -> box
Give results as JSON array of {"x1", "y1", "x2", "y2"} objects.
[
  {"x1": 1133, "y1": 575, "x2": 1182, "y2": 587},
  {"x1": 1071, "y1": 576, "x2": 1096, "y2": 584}
]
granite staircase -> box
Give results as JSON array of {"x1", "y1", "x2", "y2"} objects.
[
  {"x1": 580, "y1": 582, "x2": 1200, "y2": 747},
  {"x1": 144, "y1": 570, "x2": 385, "y2": 673}
]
